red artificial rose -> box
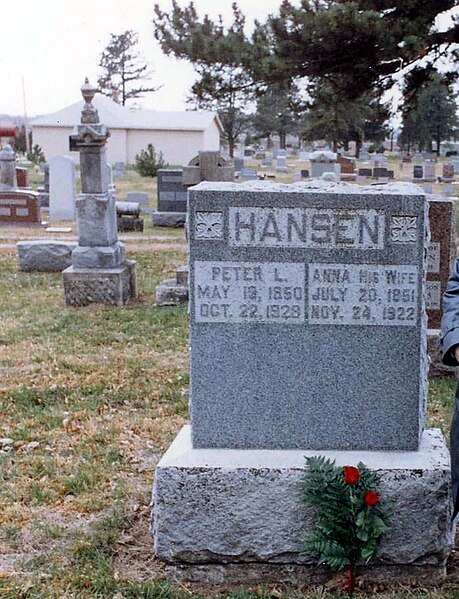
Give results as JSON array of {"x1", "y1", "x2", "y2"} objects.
[
  {"x1": 364, "y1": 490, "x2": 380, "y2": 507},
  {"x1": 343, "y1": 465, "x2": 360, "y2": 485}
]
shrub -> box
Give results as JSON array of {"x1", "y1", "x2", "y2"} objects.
[
  {"x1": 26, "y1": 144, "x2": 46, "y2": 165},
  {"x1": 134, "y1": 144, "x2": 168, "y2": 177}
]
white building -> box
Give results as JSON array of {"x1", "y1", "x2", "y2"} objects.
[{"x1": 31, "y1": 95, "x2": 223, "y2": 166}]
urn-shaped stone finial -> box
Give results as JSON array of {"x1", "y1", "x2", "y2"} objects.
[{"x1": 81, "y1": 78, "x2": 99, "y2": 125}]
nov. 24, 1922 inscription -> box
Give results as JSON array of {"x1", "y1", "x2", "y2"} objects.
[{"x1": 194, "y1": 261, "x2": 419, "y2": 326}]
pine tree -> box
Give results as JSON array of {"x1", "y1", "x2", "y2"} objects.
[
  {"x1": 97, "y1": 30, "x2": 160, "y2": 105},
  {"x1": 400, "y1": 72, "x2": 458, "y2": 153}
]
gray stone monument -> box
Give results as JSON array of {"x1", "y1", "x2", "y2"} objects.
[
  {"x1": 49, "y1": 155, "x2": 76, "y2": 221},
  {"x1": 153, "y1": 152, "x2": 234, "y2": 227},
  {"x1": 0, "y1": 144, "x2": 18, "y2": 190},
  {"x1": 63, "y1": 79, "x2": 136, "y2": 306},
  {"x1": 310, "y1": 150, "x2": 340, "y2": 180},
  {"x1": 152, "y1": 180, "x2": 452, "y2": 585}
]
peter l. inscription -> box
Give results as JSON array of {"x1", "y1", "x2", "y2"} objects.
[
  {"x1": 308, "y1": 264, "x2": 418, "y2": 326},
  {"x1": 228, "y1": 207, "x2": 385, "y2": 248},
  {"x1": 194, "y1": 261, "x2": 305, "y2": 323}
]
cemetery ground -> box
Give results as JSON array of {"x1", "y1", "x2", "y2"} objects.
[{"x1": 0, "y1": 166, "x2": 459, "y2": 598}]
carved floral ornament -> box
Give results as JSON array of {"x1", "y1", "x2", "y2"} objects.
[
  {"x1": 390, "y1": 216, "x2": 418, "y2": 243},
  {"x1": 195, "y1": 211, "x2": 223, "y2": 239}
]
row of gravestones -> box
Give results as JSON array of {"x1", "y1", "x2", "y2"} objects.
[{"x1": 413, "y1": 162, "x2": 459, "y2": 182}]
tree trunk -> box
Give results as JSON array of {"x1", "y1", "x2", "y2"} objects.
[
  {"x1": 228, "y1": 136, "x2": 235, "y2": 158},
  {"x1": 279, "y1": 131, "x2": 286, "y2": 150},
  {"x1": 333, "y1": 139, "x2": 338, "y2": 152},
  {"x1": 355, "y1": 137, "x2": 362, "y2": 159}
]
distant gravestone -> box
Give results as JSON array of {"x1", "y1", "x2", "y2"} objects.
[
  {"x1": 154, "y1": 152, "x2": 234, "y2": 227},
  {"x1": 234, "y1": 158, "x2": 244, "y2": 172},
  {"x1": 16, "y1": 167, "x2": 29, "y2": 188},
  {"x1": 310, "y1": 150, "x2": 339, "y2": 179},
  {"x1": 0, "y1": 191, "x2": 41, "y2": 225},
  {"x1": 424, "y1": 161, "x2": 436, "y2": 182},
  {"x1": 337, "y1": 156, "x2": 355, "y2": 174},
  {"x1": 113, "y1": 162, "x2": 125, "y2": 179},
  {"x1": 373, "y1": 167, "x2": 388, "y2": 178},
  {"x1": 37, "y1": 163, "x2": 50, "y2": 207},
  {"x1": 276, "y1": 155, "x2": 288, "y2": 173},
  {"x1": 106, "y1": 163, "x2": 115, "y2": 191},
  {"x1": 358, "y1": 168, "x2": 372, "y2": 177},
  {"x1": 300, "y1": 169, "x2": 309, "y2": 179},
  {"x1": 443, "y1": 163, "x2": 454, "y2": 181},
  {"x1": 451, "y1": 158, "x2": 459, "y2": 174},
  {"x1": 240, "y1": 167, "x2": 258, "y2": 181},
  {"x1": 49, "y1": 156, "x2": 76, "y2": 221},
  {"x1": 126, "y1": 191, "x2": 149, "y2": 206},
  {"x1": 426, "y1": 198, "x2": 456, "y2": 329},
  {"x1": 413, "y1": 165, "x2": 423, "y2": 180},
  {"x1": 0, "y1": 145, "x2": 17, "y2": 189}
]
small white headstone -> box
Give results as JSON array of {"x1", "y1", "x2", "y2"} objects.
[{"x1": 49, "y1": 156, "x2": 76, "y2": 221}]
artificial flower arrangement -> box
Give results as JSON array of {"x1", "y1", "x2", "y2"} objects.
[{"x1": 302, "y1": 456, "x2": 390, "y2": 593}]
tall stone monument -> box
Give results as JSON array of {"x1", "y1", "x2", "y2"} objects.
[
  {"x1": 63, "y1": 80, "x2": 136, "y2": 306},
  {"x1": 152, "y1": 180, "x2": 452, "y2": 585}
]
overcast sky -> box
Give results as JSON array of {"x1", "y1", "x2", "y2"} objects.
[{"x1": 1, "y1": 1, "x2": 457, "y2": 118}]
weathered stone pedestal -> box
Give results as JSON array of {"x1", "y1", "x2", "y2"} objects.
[
  {"x1": 63, "y1": 260, "x2": 136, "y2": 307},
  {"x1": 153, "y1": 426, "x2": 452, "y2": 585}
]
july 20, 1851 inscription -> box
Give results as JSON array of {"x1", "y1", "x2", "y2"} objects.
[{"x1": 188, "y1": 181, "x2": 427, "y2": 452}]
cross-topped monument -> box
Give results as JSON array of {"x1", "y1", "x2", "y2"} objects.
[{"x1": 63, "y1": 79, "x2": 137, "y2": 306}]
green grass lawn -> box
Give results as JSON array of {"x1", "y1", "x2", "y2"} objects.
[{"x1": 1, "y1": 165, "x2": 459, "y2": 597}]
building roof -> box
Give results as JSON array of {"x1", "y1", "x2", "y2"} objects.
[{"x1": 32, "y1": 94, "x2": 223, "y2": 132}]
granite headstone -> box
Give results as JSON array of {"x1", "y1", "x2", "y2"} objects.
[{"x1": 187, "y1": 180, "x2": 428, "y2": 451}]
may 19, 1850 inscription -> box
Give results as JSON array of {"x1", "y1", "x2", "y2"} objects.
[{"x1": 195, "y1": 261, "x2": 305, "y2": 323}]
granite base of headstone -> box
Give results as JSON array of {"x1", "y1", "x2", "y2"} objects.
[
  {"x1": 152, "y1": 180, "x2": 452, "y2": 585},
  {"x1": 63, "y1": 259, "x2": 137, "y2": 307},
  {"x1": 17, "y1": 240, "x2": 77, "y2": 272},
  {"x1": 153, "y1": 426, "x2": 451, "y2": 585},
  {"x1": 156, "y1": 265, "x2": 189, "y2": 306}
]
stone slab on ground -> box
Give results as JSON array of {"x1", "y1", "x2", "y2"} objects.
[
  {"x1": 17, "y1": 240, "x2": 77, "y2": 272},
  {"x1": 156, "y1": 278, "x2": 189, "y2": 306},
  {"x1": 152, "y1": 425, "x2": 452, "y2": 585},
  {"x1": 152, "y1": 211, "x2": 186, "y2": 227},
  {"x1": 62, "y1": 260, "x2": 137, "y2": 306}
]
